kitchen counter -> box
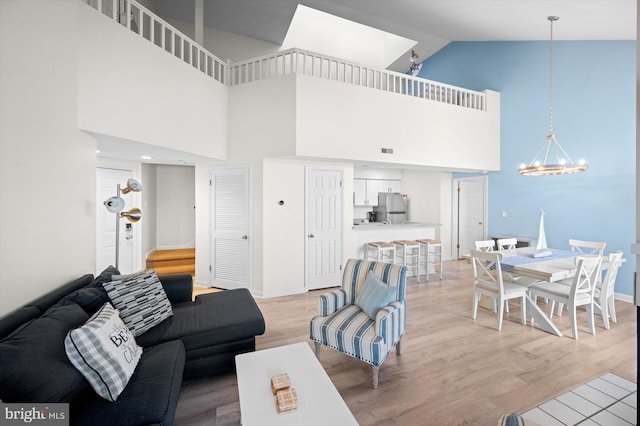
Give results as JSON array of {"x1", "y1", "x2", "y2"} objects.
[
  {"x1": 351, "y1": 223, "x2": 441, "y2": 268},
  {"x1": 353, "y1": 222, "x2": 441, "y2": 230}
]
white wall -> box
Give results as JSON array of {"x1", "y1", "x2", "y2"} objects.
[
  {"x1": 401, "y1": 170, "x2": 453, "y2": 259},
  {"x1": 205, "y1": 74, "x2": 297, "y2": 294},
  {"x1": 296, "y1": 74, "x2": 501, "y2": 171},
  {"x1": 141, "y1": 163, "x2": 158, "y2": 257},
  {"x1": 261, "y1": 159, "x2": 353, "y2": 297},
  {"x1": 76, "y1": 4, "x2": 228, "y2": 160},
  {"x1": 195, "y1": 158, "x2": 353, "y2": 296},
  {"x1": 156, "y1": 165, "x2": 196, "y2": 249},
  {"x1": 354, "y1": 168, "x2": 403, "y2": 180},
  {"x1": 0, "y1": 0, "x2": 97, "y2": 315},
  {"x1": 261, "y1": 159, "x2": 306, "y2": 297},
  {"x1": 224, "y1": 73, "x2": 499, "y2": 172}
]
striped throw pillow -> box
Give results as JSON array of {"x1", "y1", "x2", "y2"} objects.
[
  {"x1": 65, "y1": 302, "x2": 142, "y2": 401},
  {"x1": 102, "y1": 269, "x2": 173, "y2": 337}
]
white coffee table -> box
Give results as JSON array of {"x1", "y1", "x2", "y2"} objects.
[{"x1": 235, "y1": 342, "x2": 358, "y2": 426}]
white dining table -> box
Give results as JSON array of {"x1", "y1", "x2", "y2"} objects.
[
  {"x1": 500, "y1": 247, "x2": 580, "y2": 282},
  {"x1": 494, "y1": 247, "x2": 625, "y2": 336}
]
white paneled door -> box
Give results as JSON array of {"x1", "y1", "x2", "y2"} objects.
[
  {"x1": 211, "y1": 168, "x2": 251, "y2": 290},
  {"x1": 307, "y1": 168, "x2": 343, "y2": 290},
  {"x1": 454, "y1": 177, "x2": 487, "y2": 258},
  {"x1": 96, "y1": 167, "x2": 138, "y2": 274}
]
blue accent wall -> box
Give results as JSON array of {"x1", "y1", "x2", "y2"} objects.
[{"x1": 421, "y1": 41, "x2": 636, "y2": 296}]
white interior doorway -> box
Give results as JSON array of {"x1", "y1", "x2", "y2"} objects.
[
  {"x1": 452, "y1": 176, "x2": 488, "y2": 259},
  {"x1": 210, "y1": 167, "x2": 251, "y2": 290},
  {"x1": 96, "y1": 167, "x2": 141, "y2": 274},
  {"x1": 306, "y1": 168, "x2": 343, "y2": 290}
]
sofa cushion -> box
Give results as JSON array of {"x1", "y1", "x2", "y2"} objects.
[
  {"x1": 65, "y1": 302, "x2": 142, "y2": 402},
  {"x1": 103, "y1": 269, "x2": 173, "y2": 337},
  {"x1": 65, "y1": 286, "x2": 110, "y2": 316},
  {"x1": 158, "y1": 273, "x2": 193, "y2": 305},
  {"x1": 355, "y1": 271, "x2": 397, "y2": 320},
  {"x1": 70, "y1": 340, "x2": 185, "y2": 426},
  {"x1": 0, "y1": 300, "x2": 90, "y2": 403},
  {"x1": 0, "y1": 305, "x2": 42, "y2": 341},
  {"x1": 136, "y1": 288, "x2": 265, "y2": 352},
  {"x1": 90, "y1": 265, "x2": 120, "y2": 287},
  {"x1": 25, "y1": 274, "x2": 95, "y2": 313}
]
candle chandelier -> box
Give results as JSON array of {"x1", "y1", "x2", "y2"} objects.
[{"x1": 518, "y1": 16, "x2": 587, "y2": 176}]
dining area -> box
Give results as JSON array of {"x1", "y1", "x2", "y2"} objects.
[{"x1": 471, "y1": 238, "x2": 625, "y2": 339}]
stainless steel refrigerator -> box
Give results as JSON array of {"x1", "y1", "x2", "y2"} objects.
[{"x1": 374, "y1": 193, "x2": 407, "y2": 224}]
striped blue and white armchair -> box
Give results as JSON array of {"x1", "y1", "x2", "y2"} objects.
[{"x1": 309, "y1": 259, "x2": 407, "y2": 388}]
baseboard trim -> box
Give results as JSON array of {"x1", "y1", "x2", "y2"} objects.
[
  {"x1": 258, "y1": 289, "x2": 307, "y2": 298},
  {"x1": 194, "y1": 280, "x2": 209, "y2": 288},
  {"x1": 614, "y1": 292, "x2": 634, "y2": 303}
]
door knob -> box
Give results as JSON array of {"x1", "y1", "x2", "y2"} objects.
[
  {"x1": 308, "y1": 234, "x2": 314, "y2": 238},
  {"x1": 242, "y1": 235, "x2": 248, "y2": 240},
  {"x1": 478, "y1": 222, "x2": 483, "y2": 225}
]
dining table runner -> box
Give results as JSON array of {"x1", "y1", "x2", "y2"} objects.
[{"x1": 499, "y1": 249, "x2": 577, "y2": 273}]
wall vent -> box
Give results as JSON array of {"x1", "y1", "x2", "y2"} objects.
[{"x1": 381, "y1": 148, "x2": 394, "y2": 154}]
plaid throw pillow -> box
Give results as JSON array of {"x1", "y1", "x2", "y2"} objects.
[
  {"x1": 64, "y1": 302, "x2": 142, "y2": 401},
  {"x1": 102, "y1": 269, "x2": 173, "y2": 337}
]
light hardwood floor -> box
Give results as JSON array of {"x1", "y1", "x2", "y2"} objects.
[{"x1": 175, "y1": 260, "x2": 637, "y2": 425}]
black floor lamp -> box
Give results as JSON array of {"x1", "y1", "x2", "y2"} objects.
[{"x1": 103, "y1": 178, "x2": 143, "y2": 269}]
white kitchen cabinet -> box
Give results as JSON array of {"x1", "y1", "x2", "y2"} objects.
[
  {"x1": 353, "y1": 179, "x2": 379, "y2": 206},
  {"x1": 353, "y1": 179, "x2": 366, "y2": 205},
  {"x1": 378, "y1": 179, "x2": 402, "y2": 194},
  {"x1": 365, "y1": 180, "x2": 379, "y2": 205},
  {"x1": 354, "y1": 179, "x2": 402, "y2": 205}
]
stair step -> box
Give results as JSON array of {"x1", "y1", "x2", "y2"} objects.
[
  {"x1": 147, "y1": 257, "x2": 194, "y2": 268},
  {"x1": 152, "y1": 264, "x2": 195, "y2": 276},
  {"x1": 147, "y1": 248, "x2": 195, "y2": 262},
  {"x1": 146, "y1": 249, "x2": 195, "y2": 277}
]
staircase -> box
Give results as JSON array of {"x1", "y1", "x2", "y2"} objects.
[{"x1": 146, "y1": 249, "x2": 195, "y2": 277}]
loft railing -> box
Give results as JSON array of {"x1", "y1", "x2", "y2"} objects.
[
  {"x1": 227, "y1": 48, "x2": 486, "y2": 111},
  {"x1": 85, "y1": 0, "x2": 226, "y2": 84},
  {"x1": 83, "y1": 0, "x2": 486, "y2": 111}
]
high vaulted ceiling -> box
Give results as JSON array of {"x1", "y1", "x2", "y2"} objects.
[
  {"x1": 152, "y1": 0, "x2": 636, "y2": 72},
  {"x1": 106, "y1": 0, "x2": 634, "y2": 165}
]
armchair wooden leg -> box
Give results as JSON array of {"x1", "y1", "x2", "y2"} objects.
[
  {"x1": 372, "y1": 366, "x2": 379, "y2": 389},
  {"x1": 314, "y1": 341, "x2": 321, "y2": 359},
  {"x1": 396, "y1": 339, "x2": 402, "y2": 355}
]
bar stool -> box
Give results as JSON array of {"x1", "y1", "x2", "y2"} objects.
[
  {"x1": 417, "y1": 239, "x2": 443, "y2": 281},
  {"x1": 366, "y1": 242, "x2": 395, "y2": 263},
  {"x1": 393, "y1": 240, "x2": 420, "y2": 280}
]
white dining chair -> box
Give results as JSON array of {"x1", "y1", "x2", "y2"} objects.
[
  {"x1": 474, "y1": 240, "x2": 495, "y2": 252},
  {"x1": 496, "y1": 238, "x2": 517, "y2": 251},
  {"x1": 594, "y1": 250, "x2": 624, "y2": 329},
  {"x1": 569, "y1": 239, "x2": 606, "y2": 256},
  {"x1": 471, "y1": 250, "x2": 527, "y2": 331},
  {"x1": 474, "y1": 239, "x2": 511, "y2": 311},
  {"x1": 528, "y1": 256, "x2": 602, "y2": 340},
  {"x1": 555, "y1": 240, "x2": 608, "y2": 317}
]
